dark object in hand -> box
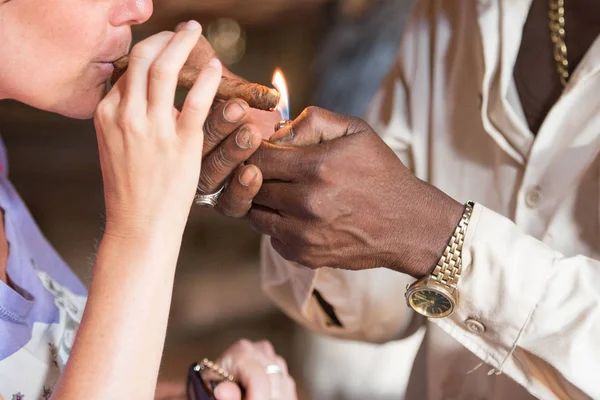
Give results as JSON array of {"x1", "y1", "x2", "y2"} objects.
[{"x1": 112, "y1": 56, "x2": 280, "y2": 111}]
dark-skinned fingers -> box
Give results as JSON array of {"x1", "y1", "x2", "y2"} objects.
[
  {"x1": 197, "y1": 124, "x2": 262, "y2": 194},
  {"x1": 203, "y1": 98, "x2": 250, "y2": 155},
  {"x1": 252, "y1": 181, "x2": 314, "y2": 216},
  {"x1": 247, "y1": 142, "x2": 325, "y2": 182},
  {"x1": 247, "y1": 205, "x2": 290, "y2": 239},
  {"x1": 215, "y1": 165, "x2": 263, "y2": 218},
  {"x1": 269, "y1": 106, "x2": 370, "y2": 146}
]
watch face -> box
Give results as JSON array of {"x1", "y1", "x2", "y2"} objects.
[{"x1": 409, "y1": 288, "x2": 453, "y2": 318}]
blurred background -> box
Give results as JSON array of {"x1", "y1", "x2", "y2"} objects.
[{"x1": 0, "y1": 0, "x2": 414, "y2": 398}]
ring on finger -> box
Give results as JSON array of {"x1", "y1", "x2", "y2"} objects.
[
  {"x1": 265, "y1": 364, "x2": 284, "y2": 375},
  {"x1": 195, "y1": 184, "x2": 226, "y2": 208}
]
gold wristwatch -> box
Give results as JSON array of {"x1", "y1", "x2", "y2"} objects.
[{"x1": 405, "y1": 201, "x2": 475, "y2": 318}]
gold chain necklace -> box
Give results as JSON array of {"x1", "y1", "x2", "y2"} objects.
[{"x1": 549, "y1": 0, "x2": 569, "y2": 87}]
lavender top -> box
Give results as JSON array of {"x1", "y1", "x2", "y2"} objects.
[{"x1": 0, "y1": 137, "x2": 88, "y2": 399}]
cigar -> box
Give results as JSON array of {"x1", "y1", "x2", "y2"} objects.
[{"x1": 112, "y1": 56, "x2": 280, "y2": 111}]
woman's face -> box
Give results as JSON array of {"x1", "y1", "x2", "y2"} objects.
[{"x1": 0, "y1": 0, "x2": 153, "y2": 118}]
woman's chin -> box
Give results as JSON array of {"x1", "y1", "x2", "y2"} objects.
[{"x1": 52, "y1": 84, "x2": 107, "y2": 119}]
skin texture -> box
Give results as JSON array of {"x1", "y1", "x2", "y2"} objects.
[
  {"x1": 53, "y1": 24, "x2": 223, "y2": 399},
  {"x1": 0, "y1": 0, "x2": 293, "y2": 397},
  {"x1": 204, "y1": 105, "x2": 464, "y2": 278},
  {"x1": 213, "y1": 339, "x2": 297, "y2": 400},
  {"x1": 249, "y1": 108, "x2": 464, "y2": 277},
  {"x1": 0, "y1": 0, "x2": 152, "y2": 118}
]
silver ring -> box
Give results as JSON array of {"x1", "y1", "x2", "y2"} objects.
[
  {"x1": 194, "y1": 185, "x2": 225, "y2": 208},
  {"x1": 265, "y1": 364, "x2": 283, "y2": 375}
]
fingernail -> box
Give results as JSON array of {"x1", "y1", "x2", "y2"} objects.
[
  {"x1": 239, "y1": 166, "x2": 258, "y2": 186},
  {"x1": 235, "y1": 127, "x2": 254, "y2": 149},
  {"x1": 184, "y1": 20, "x2": 201, "y2": 31},
  {"x1": 224, "y1": 100, "x2": 248, "y2": 123},
  {"x1": 208, "y1": 58, "x2": 221, "y2": 69}
]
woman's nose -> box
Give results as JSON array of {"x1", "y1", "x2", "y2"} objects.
[{"x1": 111, "y1": 0, "x2": 153, "y2": 26}]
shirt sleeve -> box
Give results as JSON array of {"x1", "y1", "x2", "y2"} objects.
[
  {"x1": 434, "y1": 203, "x2": 600, "y2": 400},
  {"x1": 260, "y1": 236, "x2": 424, "y2": 343},
  {"x1": 259, "y1": 3, "x2": 433, "y2": 343}
]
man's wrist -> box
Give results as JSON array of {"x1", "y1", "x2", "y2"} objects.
[
  {"x1": 419, "y1": 198, "x2": 465, "y2": 278},
  {"x1": 390, "y1": 191, "x2": 465, "y2": 279}
]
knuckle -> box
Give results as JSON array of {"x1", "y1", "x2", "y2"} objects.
[
  {"x1": 130, "y1": 32, "x2": 173, "y2": 61},
  {"x1": 257, "y1": 340, "x2": 275, "y2": 355},
  {"x1": 274, "y1": 355, "x2": 286, "y2": 367},
  {"x1": 216, "y1": 188, "x2": 253, "y2": 219},
  {"x1": 295, "y1": 227, "x2": 313, "y2": 247},
  {"x1": 211, "y1": 144, "x2": 234, "y2": 169},
  {"x1": 116, "y1": 110, "x2": 144, "y2": 135},
  {"x1": 303, "y1": 106, "x2": 322, "y2": 120},
  {"x1": 129, "y1": 42, "x2": 154, "y2": 63},
  {"x1": 198, "y1": 150, "x2": 231, "y2": 191},
  {"x1": 94, "y1": 99, "x2": 112, "y2": 121},
  {"x1": 185, "y1": 91, "x2": 210, "y2": 115},
  {"x1": 301, "y1": 191, "x2": 321, "y2": 217},
  {"x1": 149, "y1": 61, "x2": 174, "y2": 83},
  {"x1": 234, "y1": 338, "x2": 253, "y2": 353},
  {"x1": 197, "y1": 174, "x2": 217, "y2": 194},
  {"x1": 203, "y1": 115, "x2": 221, "y2": 139},
  {"x1": 314, "y1": 155, "x2": 330, "y2": 178},
  {"x1": 346, "y1": 116, "x2": 370, "y2": 135}
]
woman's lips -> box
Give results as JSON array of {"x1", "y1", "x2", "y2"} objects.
[{"x1": 96, "y1": 62, "x2": 115, "y2": 77}]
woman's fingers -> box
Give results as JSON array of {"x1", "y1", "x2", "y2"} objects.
[
  {"x1": 177, "y1": 58, "x2": 222, "y2": 140},
  {"x1": 214, "y1": 339, "x2": 298, "y2": 400},
  {"x1": 147, "y1": 21, "x2": 204, "y2": 116},
  {"x1": 213, "y1": 381, "x2": 243, "y2": 400},
  {"x1": 122, "y1": 31, "x2": 174, "y2": 115}
]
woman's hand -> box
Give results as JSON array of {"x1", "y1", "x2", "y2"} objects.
[
  {"x1": 154, "y1": 340, "x2": 297, "y2": 400},
  {"x1": 94, "y1": 21, "x2": 222, "y2": 237},
  {"x1": 211, "y1": 339, "x2": 298, "y2": 400},
  {"x1": 56, "y1": 25, "x2": 222, "y2": 400}
]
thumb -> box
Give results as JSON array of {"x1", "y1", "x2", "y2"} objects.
[
  {"x1": 214, "y1": 381, "x2": 243, "y2": 400},
  {"x1": 270, "y1": 106, "x2": 368, "y2": 146}
]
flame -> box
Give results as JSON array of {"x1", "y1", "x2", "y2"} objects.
[{"x1": 272, "y1": 69, "x2": 290, "y2": 120}]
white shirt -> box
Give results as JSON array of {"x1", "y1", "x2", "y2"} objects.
[{"x1": 261, "y1": 1, "x2": 600, "y2": 399}]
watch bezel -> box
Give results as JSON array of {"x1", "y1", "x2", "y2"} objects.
[{"x1": 405, "y1": 278, "x2": 457, "y2": 318}]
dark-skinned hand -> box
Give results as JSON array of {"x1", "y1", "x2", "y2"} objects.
[
  {"x1": 246, "y1": 107, "x2": 465, "y2": 278},
  {"x1": 174, "y1": 22, "x2": 280, "y2": 218},
  {"x1": 177, "y1": 28, "x2": 464, "y2": 277}
]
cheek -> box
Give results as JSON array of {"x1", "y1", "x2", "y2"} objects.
[{"x1": 0, "y1": 0, "x2": 108, "y2": 113}]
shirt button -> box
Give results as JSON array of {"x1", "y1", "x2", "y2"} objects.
[
  {"x1": 525, "y1": 186, "x2": 543, "y2": 208},
  {"x1": 465, "y1": 318, "x2": 486, "y2": 334}
]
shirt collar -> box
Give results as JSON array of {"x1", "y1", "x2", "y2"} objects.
[{"x1": 477, "y1": 0, "x2": 534, "y2": 165}]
